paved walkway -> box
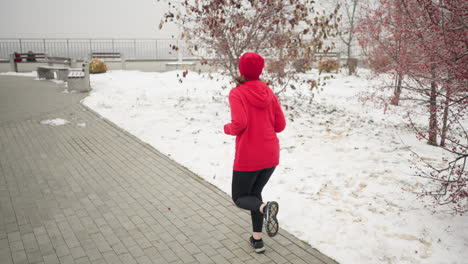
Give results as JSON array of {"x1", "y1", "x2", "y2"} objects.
[{"x1": 0, "y1": 76, "x2": 337, "y2": 264}]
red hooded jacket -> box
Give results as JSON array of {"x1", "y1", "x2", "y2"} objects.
[{"x1": 224, "y1": 53, "x2": 286, "y2": 171}]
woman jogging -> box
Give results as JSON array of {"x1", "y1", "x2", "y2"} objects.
[{"x1": 224, "y1": 52, "x2": 286, "y2": 253}]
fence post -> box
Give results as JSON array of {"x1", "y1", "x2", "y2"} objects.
[
  {"x1": 133, "y1": 39, "x2": 137, "y2": 59},
  {"x1": 10, "y1": 53, "x2": 18, "y2": 72},
  {"x1": 112, "y1": 39, "x2": 115, "y2": 52},
  {"x1": 177, "y1": 38, "x2": 182, "y2": 62},
  {"x1": 19, "y1": 39, "x2": 23, "y2": 53},
  {"x1": 43, "y1": 39, "x2": 46, "y2": 53},
  {"x1": 155, "y1": 39, "x2": 158, "y2": 60},
  {"x1": 66, "y1": 39, "x2": 70, "y2": 58}
]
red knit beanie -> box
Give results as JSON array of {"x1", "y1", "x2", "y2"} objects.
[{"x1": 238, "y1": 52, "x2": 264, "y2": 81}]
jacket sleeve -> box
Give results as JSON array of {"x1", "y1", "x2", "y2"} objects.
[
  {"x1": 224, "y1": 89, "x2": 247, "y2": 136},
  {"x1": 274, "y1": 95, "x2": 286, "y2": 133}
]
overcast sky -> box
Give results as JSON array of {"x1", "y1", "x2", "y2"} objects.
[
  {"x1": 0, "y1": 0, "x2": 340, "y2": 40},
  {"x1": 0, "y1": 0, "x2": 178, "y2": 39}
]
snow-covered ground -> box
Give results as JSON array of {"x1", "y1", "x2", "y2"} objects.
[
  {"x1": 1, "y1": 71, "x2": 37, "y2": 77},
  {"x1": 5, "y1": 70, "x2": 466, "y2": 263}
]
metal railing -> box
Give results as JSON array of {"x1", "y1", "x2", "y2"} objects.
[
  {"x1": 0, "y1": 38, "x2": 197, "y2": 61},
  {"x1": 0, "y1": 38, "x2": 362, "y2": 61}
]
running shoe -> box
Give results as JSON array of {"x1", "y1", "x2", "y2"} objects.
[
  {"x1": 264, "y1": 201, "x2": 279, "y2": 237},
  {"x1": 249, "y1": 236, "x2": 265, "y2": 253}
]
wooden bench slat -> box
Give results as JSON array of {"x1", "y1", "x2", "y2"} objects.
[
  {"x1": 91, "y1": 52, "x2": 122, "y2": 55},
  {"x1": 90, "y1": 52, "x2": 123, "y2": 59},
  {"x1": 89, "y1": 52, "x2": 126, "y2": 70},
  {"x1": 37, "y1": 66, "x2": 69, "y2": 70}
]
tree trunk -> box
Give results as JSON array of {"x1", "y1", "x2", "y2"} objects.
[
  {"x1": 428, "y1": 76, "x2": 438, "y2": 146},
  {"x1": 391, "y1": 73, "x2": 402, "y2": 105},
  {"x1": 347, "y1": 44, "x2": 352, "y2": 75},
  {"x1": 440, "y1": 89, "x2": 451, "y2": 147},
  {"x1": 347, "y1": 0, "x2": 358, "y2": 75}
]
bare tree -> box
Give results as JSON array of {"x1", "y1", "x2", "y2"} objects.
[
  {"x1": 159, "y1": 0, "x2": 340, "y2": 95},
  {"x1": 357, "y1": 0, "x2": 468, "y2": 213},
  {"x1": 336, "y1": 0, "x2": 361, "y2": 75}
]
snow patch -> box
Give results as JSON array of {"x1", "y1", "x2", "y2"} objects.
[
  {"x1": 62, "y1": 89, "x2": 77, "y2": 94},
  {"x1": 51, "y1": 79, "x2": 64, "y2": 84},
  {"x1": 40, "y1": 118, "x2": 70, "y2": 126},
  {"x1": 0, "y1": 71, "x2": 37, "y2": 77}
]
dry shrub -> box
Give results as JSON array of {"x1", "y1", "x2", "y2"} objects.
[
  {"x1": 89, "y1": 58, "x2": 108, "y2": 73},
  {"x1": 318, "y1": 59, "x2": 339, "y2": 73},
  {"x1": 266, "y1": 60, "x2": 287, "y2": 79},
  {"x1": 292, "y1": 58, "x2": 311, "y2": 73}
]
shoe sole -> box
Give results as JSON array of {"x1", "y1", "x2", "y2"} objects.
[
  {"x1": 249, "y1": 239, "x2": 265, "y2": 254},
  {"x1": 266, "y1": 202, "x2": 279, "y2": 237},
  {"x1": 255, "y1": 247, "x2": 265, "y2": 253}
]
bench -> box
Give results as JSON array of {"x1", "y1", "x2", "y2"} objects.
[
  {"x1": 166, "y1": 61, "x2": 196, "y2": 71},
  {"x1": 37, "y1": 57, "x2": 74, "y2": 81},
  {"x1": 9, "y1": 52, "x2": 47, "y2": 72},
  {"x1": 90, "y1": 52, "x2": 126, "y2": 69},
  {"x1": 314, "y1": 52, "x2": 341, "y2": 62},
  {"x1": 67, "y1": 62, "x2": 91, "y2": 92}
]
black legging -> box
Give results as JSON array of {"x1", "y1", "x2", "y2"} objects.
[{"x1": 231, "y1": 167, "x2": 276, "y2": 232}]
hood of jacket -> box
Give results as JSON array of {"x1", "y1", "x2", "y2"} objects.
[{"x1": 238, "y1": 80, "x2": 274, "y2": 109}]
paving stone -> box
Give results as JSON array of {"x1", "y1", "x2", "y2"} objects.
[
  {"x1": 18, "y1": 224, "x2": 33, "y2": 235},
  {"x1": 26, "y1": 250, "x2": 44, "y2": 264},
  {"x1": 0, "y1": 248, "x2": 14, "y2": 264},
  {"x1": 74, "y1": 257, "x2": 91, "y2": 264},
  {"x1": 11, "y1": 250, "x2": 28, "y2": 264},
  {"x1": 95, "y1": 242, "x2": 112, "y2": 254},
  {"x1": 22, "y1": 233, "x2": 39, "y2": 253},
  {"x1": 110, "y1": 242, "x2": 128, "y2": 255},
  {"x1": 142, "y1": 246, "x2": 159, "y2": 259},
  {"x1": 83, "y1": 247, "x2": 102, "y2": 261},
  {"x1": 9, "y1": 240, "x2": 25, "y2": 252},
  {"x1": 33, "y1": 227, "x2": 47, "y2": 237},
  {"x1": 8, "y1": 231, "x2": 21, "y2": 242},
  {"x1": 182, "y1": 242, "x2": 201, "y2": 255},
  {"x1": 101, "y1": 251, "x2": 122, "y2": 264},
  {"x1": 208, "y1": 254, "x2": 231, "y2": 264},
  {"x1": 135, "y1": 255, "x2": 153, "y2": 264},
  {"x1": 117, "y1": 253, "x2": 137, "y2": 264},
  {"x1": 193, "y1": 252, "x2": 215, "y2": 264},
  {"x1": 70, "y1": 247, "x2": 86, "y2": 260},
  {"x1": 126, "y1": 244, "x2": 145, "y2": 259},
  {"x1": 89, "y1": 259, "x2": 106, "y2": 264},
  {"x1": 38, "y1": 239, "x2": 55, "y2": 256},
  {"x1": 217, "y1": 247, "x2": 236, "y2": 259},
  {"x1": 267, "y1": 251, "x2": 290, "y2": 264},
  {"x1": 177, "y1": 252, "x2": 196, "y2": 264},
  {"x1": 58, "y1": 255, "x2": 74, "y2": 264},
  {"x1": 43, "y1": 253, "x2": 60, "y2": 264},
  {"x1": 160, "y1": 249, "x2": 179, "y2": 263},
  {"x1": 290, "y1": 256, "x2": 318, "y2": 264},
  {"x1": 198, "y1": 244, "x2": 218, "y2": 257},
  {"x1": 54, "y1": 245, "x2": 71, "y2": 258}
]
